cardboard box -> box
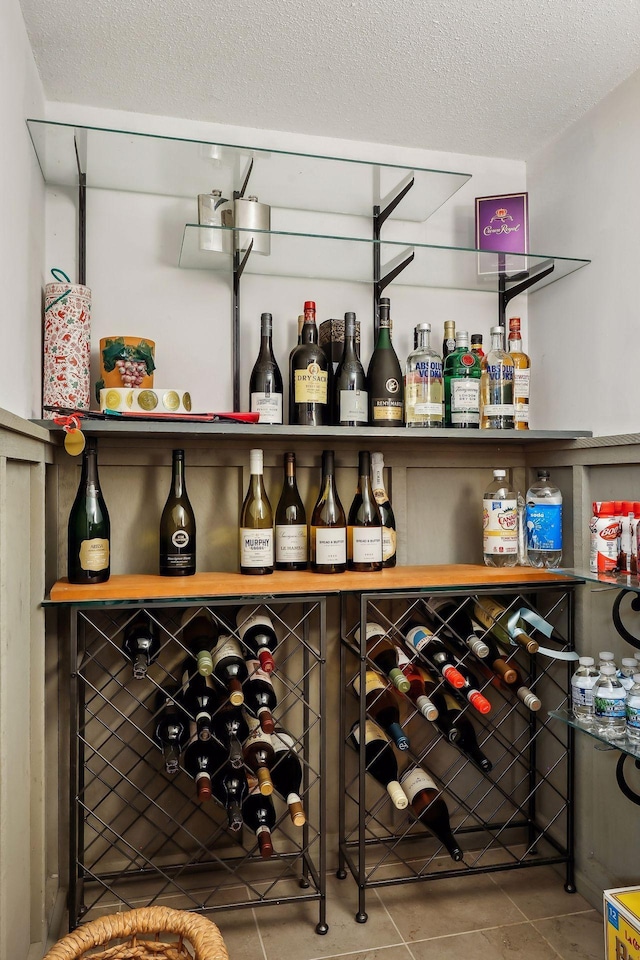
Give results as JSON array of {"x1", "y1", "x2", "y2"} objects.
[
  {"x1": 604, "y1": 886, "x2": 640, "y2": 960},
  {"x1": 319, "y1": 317, "x2": 361, "y2": 364}
]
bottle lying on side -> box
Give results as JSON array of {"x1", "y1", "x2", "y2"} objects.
[
  {"x1": 353, "y1": 669, "x2": 410, "y2": 750},
  {"x1": 348, "y1": 720, "x2": 408, "y2": 810},
  {"x1": 400, "y1": 766, "x2": 463, "y2": 862}
]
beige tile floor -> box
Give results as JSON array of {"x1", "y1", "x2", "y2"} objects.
[{"x1": 213, "y1": 867, "x2": 604, "y2": 960}]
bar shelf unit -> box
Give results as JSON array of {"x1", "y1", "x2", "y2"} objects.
[
  {"x1": 45, "y1": 574, "x2": 329, "y2": 933},
  {"x1": 337, "y1": 570, "x2": 580, "y2": 923}
]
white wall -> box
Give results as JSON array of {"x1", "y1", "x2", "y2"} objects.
[
  {"x1": 527, "y1": 68, "x2": 640, "y2": 437},
  {"x1": 0, "y1": 0, "x2": 45, "y2": 420}
]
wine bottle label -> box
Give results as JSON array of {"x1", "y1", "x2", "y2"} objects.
[
  {"x1": 339, "y1": 389, "x2": 368, "y2": 423},
  {"x1": 382, "y1": 527, "x2": 397, "y2": 561},
  {"x1": 272, "y1": 730, "x2": 296, "y2": 753},
  {"x1": 244, "y1": 724, "x2": 273, "y2": 749},
  {"x1": 240, "y1": 528, "x2": 274, "y2": 567},
  {"x1": 314, "y1": 527, "x2": 346, "y2": 564},
  {"x1": 515, "y1": 404, "x2": 530, "y2": 423},
  {"x1": 400, "y1": 766, "x2": 437, "y2": 801},
  {"x1": 237, "y1": 609, "x2": 275, "y2": 637},
  {"x1": 250, "y1": 392, "x2": 283, "y2": 424},
  {"x1": 246, "y1": 658, "x2": 274, "y2": 688},
  {"x1": 211, "y1": 635, "x2": 243, "y2": 666},
  {"x1": 514, "y1": 369, "x2": 530, "y2": 399},
  {"x1": 354, "y1": 622, "x2": 386, "y2": 643},
  {"x1": 372, "y1": 399, "x2": 403, "y2": 421},
  {"x1": 451, "y1": 380, "x2": 480, "y2": 418},
  {"x1": 181, "y1": 668, "x2": 216, "y2": 698},
  {"x1": 406, "y1": 625, "x2": 434, "y2": 652},
  {"x1": 350, "y1": 719, "x2": 386, "y2": 745},
  {"x1": 351, "y1": 528, "x2": 383, "y2": 563},
  {"x1": 353, "y1": 670, "x2": 386, "y2": 697},
  {"x1": 482, "y1": 497, "x2": 518, "y2": 554},
  {"x1": 78, "y1": 538, "x2": 109, "y2": 571},
  {"x1": 275, "y1": 524, "x2": 308, "y2": 562},
  {"x1": 294, "y1": 365, "x2": 328, "y2": 404}
]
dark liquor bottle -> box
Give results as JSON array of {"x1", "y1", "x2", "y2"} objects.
[
  {"x1": 347, "y1": 451, "x2": 383, "y2": 572},
  {"x1": 396, "y1": 652, "x2": 438, "y2": 720},
  {"x1": 212, "y1": 703, "x2": 249, "y2": 769},
  {"x1": 180, "y1": 608, "x2": 217, "y2": 677},
  {"x1": 239, "y1": 448, "x2": 274, "y2": 575},
  {"x1": 289, "y1": 300, "x2": 330, "y2": 426},
  {"x1": 183, "y1": 730, "x2": 226, "y2": 802},
  {"x1": 243, "y1": 720, "x2": 275, "y2": 795},
  {"x1": 271, "y1": 727, "x2": 306, "y2": 826},
  {"x1": 243, "y1": 659, "x2": 277, "y2": 733},
  {"x1": 335, "y1": 312, "x2": 367, "y2": 426},
  {"x1": 159, "y1": 449, "x2": 196, "y2": 576},
  {"x1": 367, "y1": 298, "x2": 404, "y2": 426},
  {"x1": 122, "y1": 613, "x2": 160, "y2": 679},
  {"x1": 236, "y1": 605, "x2": 278, "y2": 673},
  {"x1": 180, "y1": 663, "x2": 219, "y2": 740},
  {"x1": 153, "y1": 688, "x2": 188, "y2": 775},
  {"x1": 404, "y1": 625, "x2": 465, "y2": 689},
  {"x1": 211, "y1": 633, "x2": 247, "y2": 706},
  {"x1": 310, "y1": 450, "x2": 347, "y2": 574},
  {"x1": 353, "y1": 669, "x2": 410, "y2": 750},
  {"x1": 371, "y1": 451, "x2": 397, "y2": 567},
  {"x1": 249, "y1": 312, "x2": 283, "y2": 424},
  {"x1": 348, "y1": 720, "x2": 408, "y2": 809},
  {"x1": 443, "y1": 331, "x2": 481, "y2": 428},
  {"x1": 212, "y1": 762, "x2": 247, "y2": 831},
  {"x1": 356, "y1": 621, "x2": 410, "y2": 692},
  {"x1": 243, "y1": 783, "x2": 277, "y2": 858},
  {"x1": 400, "y1": 766, "x2": 463, "y2": 861},
  {"x1": 275, "y1": 452, "x2": 308, "y2": 571},
  {"x1": 67, "y1": 437, "x2": 110, "y2": 584}
]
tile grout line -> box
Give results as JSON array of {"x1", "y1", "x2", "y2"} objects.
[
  {"x1": 372, "y1": 887, "x2": 417, "y2": 954},
  {"x1": 252, "y1": 906, "x2": 269, "y2": 960},
  {"x1": 529, "y1": 921, "x2": 566, "y2": 960},
  {"x1": 403, "y1": 917, "x2": 549, "y2": 945},
  {"x1": 307, "y1": 943, "x2": 409, "y2": 960}
]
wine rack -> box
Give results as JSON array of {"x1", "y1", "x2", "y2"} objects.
[
  {"x1": 337, "y1": 582, "x2": 577, "y2": 923},
  {"x1": 65, "y1": 593, "x2": 327, "y2": 932}
]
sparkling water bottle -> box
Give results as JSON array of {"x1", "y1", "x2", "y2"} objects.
[
  {"x1": 626, "y1": 674, "x2": 640, "y2": 743},
  {"x1": 525, "y1": 469, "x2": 562, "y2": 568},
  {"x1": 482, "y1": 469, "x2": 518, "y2": 567},
  {"x1": 594, "y1": 664, "x2": 626, "y2": 739},
  {"x1": 619, "y1": 658, "x2": 638, "y2": 691},
  {"x1": 570, "y1": 656, "x2": 599, "y2": 725}
]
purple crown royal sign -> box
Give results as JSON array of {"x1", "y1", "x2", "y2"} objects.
[{"x1": 475, "y1": 192, "x2": 529, "y2": 275}]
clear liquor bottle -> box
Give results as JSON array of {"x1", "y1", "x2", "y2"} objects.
[
  {"x1": 404, "y1": 323, "x2": 444, "y2": 427},
  {"x1": 481, "y1": 326, "x2": 515, "y2": 429},
  {"x1": 508, "y1": 317, "x2": 530, "y2": 430},
  {"x1": 443, "y1": 331, "x2": 481, "y2": 428}
]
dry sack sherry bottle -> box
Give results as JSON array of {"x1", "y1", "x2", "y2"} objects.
[
  {"x1": 400, "y1": 766, "x2": 463, "y2": 862},
  {"x1": 67, "y1": 436, "x2": 110, "y2": 584},
  {"x1": 249, "y1": 312, "x2": 283, "y2": 424},
  {"x1": 159, "y1": 449, "x2": 196, "y2": 576},
  {"x1": 289, "y1": 300, "x2": 330, "y2": 426},
  {"x1": 367, "y1": 298, "x2": 404, "y2": 426},
  {"x1": 275, "y1": 452, "x2": 308, "y2": 570},
  {"x1": 239, "y1": 449, "x2": 274, "y2": 575},
  {"x1": 335, "y1": 311, "x2": 368, "y2": 425},
  {"x1": 348, "y1": 720, "x2": 408, "y2": 810},
  {"x1": 236, "y1": 605, "x2": 279, "y2": 673},
  {"x1": 371, "y1": 452, "x2": 397, "y2": 567},
  {"x1": 153, "y1": 688, "x2": 188, "y2": 775},
  {"x1": 122, "y1": 613, "x2": 160, "y2": 679},
  {"x1": 348, "y1": 451, "x2": 383, "y2": 571},
  {"x1": 310, "y1": 450, "x2": 347, "y2": 573}
]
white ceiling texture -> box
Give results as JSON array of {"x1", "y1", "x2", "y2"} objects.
[{"x1": 18, "y1": 0, "x2": 640, "y2": 159}]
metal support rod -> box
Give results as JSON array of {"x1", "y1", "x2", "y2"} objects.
[
  {"x1": 564, "y1": 589, "x2": 576, "y2": 891},
  {"x1": 372, "y1": 175, "x2": 415, "y2": 339},
  {"x1": 497, "y1": 257, "x2": 555, "y2": 348},
  {"x1": 73, "y1": 132, "x2": 87, "y2": 286}
]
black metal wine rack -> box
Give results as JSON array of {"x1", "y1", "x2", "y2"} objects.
[
  {"x1": 65, "y1": 594, "x2": 327, "y2": 932},
  {"x1": 337, "y1": 583, "x2": 577, "y2": 923}
]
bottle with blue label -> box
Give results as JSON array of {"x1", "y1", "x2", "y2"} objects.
[
  {"x1": 625, "y1": 673, "x2": 640, "y2": 743},
  {"x1": 525, "y1": 469, "x2": 562, "y2": 568},
  {"x1": 594, "y1": 664, "x2": 626, "y2": 739}
]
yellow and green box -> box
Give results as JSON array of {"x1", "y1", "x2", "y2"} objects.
[{"x1": 605, "y1": 887, "x2": 640, "y2": 960}]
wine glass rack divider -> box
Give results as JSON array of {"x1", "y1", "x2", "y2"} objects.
[
  {"x1": 337, "y1": 583, "x2": 577, "y2": 924},
  {"x1": 65, "y1": 593, "x2": 328, "y2": 933}
]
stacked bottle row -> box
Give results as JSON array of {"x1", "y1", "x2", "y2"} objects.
[
  {"x1": 123, "y1": 605, "x2": 307, "y2": 858},
  {"x1": 252, "y1": 301, "x2": 531, "y2": 429},
  {"x1": 589, "y1": 500, "x2": 640, "y2": 575},
  {"x1": 571, "y1": 650, "x2": 640, "y2": 743}
]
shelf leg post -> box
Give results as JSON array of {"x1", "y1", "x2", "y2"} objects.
[
  {"x1": 316, "y1": 597, "x2": 329, "y2": 933},
  {"x1": 565, "y1": 589, "x2": 577, "y2": 891},
  {"x1": 355, "y1": 593, "x2": 368, "y2": 924},
  {"x1": 337, "y1": 595, "x2": 348, "y2": 880},
  {"x1": 373, "y1": 205, "x2": 381, "y2": 341},
  {"x1": 232, "y1": 248, "x2": 241, "y2": 413}
]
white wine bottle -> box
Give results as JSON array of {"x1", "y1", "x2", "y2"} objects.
[
  {"x1": 348, "y1": 451, "x2": 382, "y2": 572},
  {"x1": 310, "y1": 450, "x2": 347, "y2": 574},
  {"x1": 239, "y1": 449, "x2": 274, "y2": 575},
  {"x1": 159, "y1": 449, "x2": 196, "y2": 576},
  {"x1": 67, "y1": 437, "x2": 110, "y2": 584},
  {"x1": 371, "y1": 452, "x2": 396, "y2": 568},
  {"x1": 275, "y1": 452, "x2": 307, "y2": 571}
]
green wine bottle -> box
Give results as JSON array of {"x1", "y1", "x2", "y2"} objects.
[
  {"x1": 159, "y1": 449, "x2": 196, "y2": 576},
  {"x1": 67, "y1": 437, "x2": 110, "y2": 584}
]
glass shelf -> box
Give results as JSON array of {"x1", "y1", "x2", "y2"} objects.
[
  {"x1": 550, "y1": 708, "x2": 640, "y2": 759},
  {"x1": 559, "y1": 568, "x2": 640, "y2": 594},
  {"x1": 26, "y1": 119, "x2": 470, "y2": 221},
  {"x1": 179, "y1": 224, "x2": 590, "y2": 292}
]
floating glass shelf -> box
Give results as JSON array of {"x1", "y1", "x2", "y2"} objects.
[
  {"x1": 550, "y1": 708, "x2": 640, "y2": 759},
  {"x1": 179, "y1": 224, "x2": 590, "y2": 292},
  {"x1": 559, "y1": 568, "x2": 640, "y2": 595},
  {"x1": 26, "y1": 119, "x2": 470, "y2": 221}
]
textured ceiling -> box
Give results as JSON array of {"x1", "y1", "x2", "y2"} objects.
[{"x1": 18, "y1": 0, "x2": 640, "y2": 159}]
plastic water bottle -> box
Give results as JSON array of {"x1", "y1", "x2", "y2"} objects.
[
  {"x1": 618, "y1": 657, "x2": 638, "y2": 691},
  {"x1": 626, "y1": 673, "x2": 640, "y2": 743},
  {"x1": 570, "y1": 656, "x2": 599, "y2": 724},
  {"x1": 594, "y1": 664, "x2": 626, "y2": 739},
  {"x1": 598, "y1": 651, "x2": 617, "y2": 671},
  {"x1": 482, "y1": 469, "x2": 518, "y2": 567},
  {"x1": 525, "y1": 469, "x2": 562, "y2": 568}
]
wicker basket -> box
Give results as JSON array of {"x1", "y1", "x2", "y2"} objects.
[{"x1": 43, "y1": 906, "x2": 230, "y2": 960}]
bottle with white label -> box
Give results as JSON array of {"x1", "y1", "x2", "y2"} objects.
[
  {"x1": 240, "y1": 448, "x2": 274, "y2": 576},
  {"x1": 570, "y1": 656, "x2": 599, "y2": 724},
  {"x1": 348, "y1": 451, "x2": 383, "y2": 572},
  {"x1": 507, "y1": 317, "x2": 530, "y2": 430},
  {"x1": 310, "y1": 450, "x2": 347, "y2": 574},
  {"x1": 348, "y1": 720, "x2": 408, "y2": 809},
  {"x1": 211, "y1": 634, "x2": 247, "y2": 706},
  {"x1": 371, "y1": 452, "x2": 397, "y2": 567},
  {"x1": 335, "y1": 311, "x2": 368, "y2": 426},
  {"x1": 482, "y1": 469, "x2": 518, "y2": 567},
  {"x1": 404, "y1": 323, "x2": 444, "y2": 427},
  {"x1": 352, "y1": 670, "x2": 410, "y2": 750},
  {"x1": 480, "y1": 325, "x2": 515, "y2": 429},
  {"x1": 275, "y1": 452, "x2": 307, "y2": 571},
  {"x1": 249, "y1": 312, "x2": 283, "y2": 423},
  {"x1": 525, "y1": 470, "x2": 562, "y2": 568},
  {"x1": 626, "y1": 674, "x2": 640, "y2": 743},
  {"x1": 236, "y1": 605, "x2": 278, "y2": 673},
  {"x1": 400, "y1": 766, "x2": 463, "y2": 861},
  {"x1": 593, "y1": 664, "x2": 626, "y2": 739}
]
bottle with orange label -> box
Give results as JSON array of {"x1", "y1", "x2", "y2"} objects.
[{"x1": 589, "y1": 502, "x2": 620, "y2": 574}]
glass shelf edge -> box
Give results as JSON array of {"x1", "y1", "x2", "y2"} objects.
[
  {"x1": 549, "y1": 708, "x2": 640, "y2": 759},
  {"x1": 557, "y1": 568, "x2": 640, "y2": 593}
]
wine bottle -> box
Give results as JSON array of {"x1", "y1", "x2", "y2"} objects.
[
  {"x1": 422, "y1": 598, "x2": 490, "y2": 660},
  {"x1": 180, "y1": 663, "x2": 219, "y2": 740},
  {"x1": 243, "y1": 659, "x2": 277, "y2": 733},
  {"x1": 271, "y1": 727, "x2": 306, "y2": 825},
  {"x1": 183, "y1": 728, "x2": 226, "y2": 802},
  {"x1": 367, "y1": 298, "x2": 404, "y2": 426},
  {"x1": 353, "y1": 669, "x2": 409, "y2": 750},
  {"x1": 236, "y1": 605, "x2": 278, "y2": 673},
  {"x1": 403, "y1": 625, "x2": 465, "y2": 689},
  {"x1": 153, "y1": 688, "x2": 188, "y2": 775},
  {"x1": 396, "y1": 651, "x2": 438, "y2": 720},
  {"x1": 212, "y1": 702, "x2": 249, "y2": 769},
  {"x1": 477, "y1": 661, "x2": 542, "y2": 711},
  {"x1": 122, "y1": 612, "x2": 160, "y2": 679},
  {"x1": 348, "y1": 720, "x2": 408, "y2": 810},
  {"x1": 275, "y1": 452, "x2": 308, "y2": 571},
  {"x1": 348, "y1": 451, "x2": 383, "y2": 572},
  {"x1": 240, "y1": 448, "x2": 274, "y2": 575},
  {"x1": 355, "y1": 622, "x2": 410, "y2": 693},
  {"x1": 180, "y1": 609, "x2": 217, "y2": 677},
  {"x1": 400, "y1": 767, "x2": 463, "y2": 862},
  {"x1": 371, "y1": 452, "x2": 397, "y2": 567},
  {"x1": 289, "y1": 300, "x2": 330, "y2": 426},
  {"x1": 243, "y1": 719, "x2": 275, "y2": 795},
  {"x1": 67, "y1": 436, "x2": 110, "y2": 584},
  {"x1": 335, "y1": 312, "x2": 368, "y2": 426},
  {"x1": 473, "y1": 598, "x2": 539, "y2": 654},
  {"x1": 249, "y1": 312, "x2": 283, "y2": 424},
  {"x1": 243, "y1": 782, "x2": 276, "y2": 858},
  {"x1": 417, "y1": 669, "x2": 492, "y2": 770},
  {"x1": 453, "y1": 663, "x2": 492, "y2": 715},
  {"x1": 211, "y1": 633, "x2": 247, "y2": 706},
  {"x1": 211, "y1": 762, "x2": 247, "y2": 831},
  {"x1": 310, "y1": 450, "x2": 347, "y2": 574},
  {"x1": 159, "y1": 449, "x2": 196, "y2": 576},
  {"x1": 415, "y1": 666, "x2": 462, "y2": 743}
]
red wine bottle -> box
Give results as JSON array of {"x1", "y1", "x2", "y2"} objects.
[
  {"x1": 356, "y1": 622, "x2": 410, "y2": 693},
  {"x1": 243, "y1": 720, "x2": 275, "y2": 795},
  {"x1": 243, "y1": 782, "x2": 276, "y2": 858},
  {"x1": 400, "y1": 766, "x2": 463, "y2": 862},
  {"x1": 183, "y1": 729, "x2": 226, "y2": 802},
  {"x1": 477, "y1": 661, "x2": 542, "y2": 712},
  {"x1": 422, "y1": 598, "x2": 490, "y2": 659},
  {"x1": 212, "y1": 762, "x2": 248, "y2": 832},
  {"x1": 353, "y1": 670, "x2": 409, "y2": 750},
  {"x1": 122, "y1": 613, "x2": 160, "y2": 679},
  {"x1": 454, "y1": 664, "x2": 492, "y2": 715},
  {"x1": 153, "y1": 688, "x2": 188, "y2": 775},
  {"x1": 212, "y1": 703, "x2": 249, "y2": 769},
  {"x1": 396, "y1": 651, "x2": 438, "y2": 720},
  {"x1": 180, "y1": 663, "x2": 219, "y2": 741},
  {"x1": 243, "y1": 659, "x2": 277, "y2": 733},
  {"x1": 271, "y1": 727, "x2": 306, "y2": 826},
  {"x1": 236, "y1": 605, "x2": 278, "y2": 674},
  {"x1": 211, "y1": 633, "x2": 247, "y2": 706},
  {"x1": 249, "y1": 312, "x2": 283, "y2": 424},
  {"x1": 417, "y1": 669, "x2": 492, "y2": 771},
  {"x1": 348, "y1": 720, "x2": 408, "y2": 809}
]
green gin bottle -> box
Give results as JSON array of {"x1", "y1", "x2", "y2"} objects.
[{"x1": 444, "y1": 331, "x2": 481, "y2": 428}]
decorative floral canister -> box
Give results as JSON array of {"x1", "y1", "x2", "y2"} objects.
[
  {"x1": 43, "y1": 277, "x2": 92, "y2": 417},
  {"x1": 96, "y1": 336, "x2": 156, "y2": 403}
]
